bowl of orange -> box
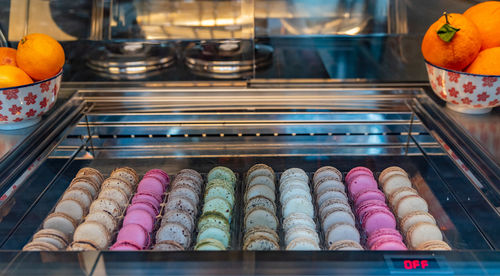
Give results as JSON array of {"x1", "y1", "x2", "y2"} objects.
[
  {"x1": 422, "y1": 3, "x2": 500, "y2": 114},
  {"x1": 0, "y1": 33, "x2": 65, "y2": 130}
]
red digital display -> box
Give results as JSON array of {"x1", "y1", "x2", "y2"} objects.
[{"x1": 403, "y1": 259, "x2": 429, "y2": 270}]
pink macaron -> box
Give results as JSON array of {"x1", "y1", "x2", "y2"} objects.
[
  {"x1": 356, "y1": 199, "x2": 390, "y2": 219},
  {"x1": 361, "y1": 209, "x2": 397, "y2": 235},
  {"x1": 132, "y1": 192, "x2": 162, "y2": 206},
  {"x1": 366, "y1": 228, "x2": 403, "y2": 249},
  {"x1": 137, "y1": 176, "x2": 165, "y2": 196},
  {"x1": 116, "y1": 224, "x2": 150, "y2": 249},
  {"x1": 145, "y1": 169, "x2": 170, "y2": 187},
  {"x1": 110, "y1": 240, "x2": 142, "y2": 251},
  {"x1": 345, "y1": 167, "x2": 373, "y2": 185},
  {"x1": 123, "y1": 209, "x2": 155, "y2": 233},
  {"x1": 348, "y1": 174, "x2": 378, "y2": 198},
  {"x1": 127, "y1": 201, "x2": 159, "y2": 219},
  {"x1": 370, "y1": 237, "x2": 407, "y2": 250},
  {"x1": 353, "y1": 188, "x2": 386, "y2": 208}
]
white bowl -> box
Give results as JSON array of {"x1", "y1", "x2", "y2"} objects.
[
  {"x1": 0, "y1": 70, "x2": 62, "y2": 130},
  {"x1": 425, "y1": 61, "x2": 499, "y2": 114}
]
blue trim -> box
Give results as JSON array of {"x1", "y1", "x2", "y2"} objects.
[
  {"x1": 424, "y1": 60, "x2": 500, "y2": 78},
  {"x1": 0, "y1": 70, "x2": 63, "y2": 90}
]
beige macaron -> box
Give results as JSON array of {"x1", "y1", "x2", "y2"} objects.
[
  {"x1": 89, "y1": 197, "x2": 122, "y2": 217},
  {"x1": 381, "y1": 174, "x2": 412, "y2": 196},
  {"x1": 43, "y1": 212, "x2": 78, "y2": 237},
  {"x1": 111, "y1": 167, "x2": 139, "y2": 187},
  {"x1": 70, "y1": 176, "x2": 100, "y2": 198},
  {"x1": 388, "y1": 186, "x2": 419, "y2": 208},
  {"x1": 85, "y1": 210, "x2": 118, "y2": 234},
  {"x1": 67, "y1": 241, "x2": 99, "y2": 251},
  {"x1": 102, "y1": 177, "x2": 133, "y2": 197},
  {"x1": 406, "y1": 222, "x2": 443, "y2": 249},
  {"x1": 73, "y1": 221, "x2": 111, "y2": 250},
  {"x1": 246, "y1": 164, "x2": 275, "y2": 184},
  {"x1": 76, "y1": 168, "x2": 105, "y2": 186},
  {"x1": 54, "y1": 198, "x2": 87, "y2": 222},
  {"x1": 378, "y1": 166, "x2": 408, "y2": 185},
  {"x1": 98, "y1": 187, "x2": 129, "y2": 209},
  {"x1": 33, "y1": 228, "x2": 69, "y2": 249},
  {"x1": 400, "y1": 211, "x2": 437, "y2": 235},
  {"x1": 23, "y1": 241, "x2": 59, "y2": 251},
  {"x1": 415, "y1": 240, "x2": 451, "y2": 250},
  {"x1": 62, "y1": 187, "x2": 93, "y2": 209},
  {"x1": 395, "y1": 194, "x2": 429, "y2": 219}
]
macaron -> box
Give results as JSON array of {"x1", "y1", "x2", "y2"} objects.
[
  {"x1": 126, "y1": 200, "x2": 159, "y2": 219},
  {"x1": 282, "y1": 212, "x2": 317, "y2": 233},
  {"x1": 246, "y1": 164, "x2": 275, "y2": 184},
  {"x1": 378, "y1": 166, "x2": 408, "y2": 185},
  {"x1": 325, "y1": 223, "x2": 360, "y2": 246},
  {"x1": 76, "y1": 167, "x2": 104, "y2": 186},
  {"x1": 111, "y1": 167, "x2": 139, "y2": 187},
  {"x1": 197, "y1": 224, "x2": 230, "y2": 249},
  {"x1": 243, "y1": 226, "x2": 280, "y2": 245},
  {"x1": 286, "y1": 237, "x2": 320, "y2": 250},
  {"x1": 98, "y1": 187, "x2": 129, "y2": 209},
  {"x1": 316, "y1": 188, "x2": 348, "y2": 207},
  {"x1": 116, "y1": 223, "x2": 150, "y2": 249},
  {"x1": 153, "y1": 240, "x2": 185, "y2": 251},
  {"x1": 282, "y1": 195, "x2": 315, "y2": 219},
  {"x1": 314, "y1": 177, "x2": 345, "y2": 195},
  {"x1": 102, "y1": 177, "x2": 133, "y2": 197},
  {"x1": 347, "y1": 174, "x2": 378, "y2": 198},
  {"x1": 245, "y1": 195, "x2": 276, "y2": 214},
  {"x1": 67, "y1": 241, "x2": 99, "y2": 251},
  {"x1": 110, "y1": 241, "x2": 141, "y2": 251},
  {"x1": 156, "y1": 222, "x2": 191, "y2": 249},
  {"x1": 32, "y1": 229, "x2": 69, "y2": 249},
  {"x1": 123, "y1": 209, "x2": 155, "y2": 233},
  {"x1": 194, "y1": 238, "x2": 225, "y2": 251},
  {"x1": 171, "y1": 184, "x2": 200, "y2": 205},
  {"x1": 322, "y1": 208, "x2": 356, "y2": 231},
  {"x1": 137, "y1": 176, "x2": 165, "y2": 197},
  {"x1": 163, "y1": 209, "x2": 196, "y2": 232},
  {"x1": 353, "y1": 188, "x2": 386, "y2": 208},
  {"x1": 285, "y1": 226, "x2": 320, "y2": 247},
  {"x1": 415, "y1": 240, "x2": 451, "y2": 251},
  {"x1": 366, "y1": 228, "x2": 403, "y2": 249},
  {"x1": 197, "y1": 211, "x2": 230, "y2": 233},
  {"x1": 400, "y1": 211, "x2": 437, "y2": 235},
  {"x1": 84, "y1": 211, "x2": 117, "y2": 234},
  {"x1": 176, "y1": 169, "x2": 203, "y2": 187},
  {"x1": 245, "y1": 184, "x2": 275, "y2": 203},
  {"x1": 202, "y1": 197, "x2": 232, "y2": 221},
  {"x1": 206, "y1": 182, "x2": 235, "y2": 207},
  {"x1": 394, "y1": 195, "x2": 428, "y2": 219},
  {"x1": 73, "y1": 221, "x2": 110, "y2": 250},
  {"x1": 132, "y1": 192, "x2": 162, "y2": 206},
  {"x1": 43, "y1": 212, "x2": 77, "y2": 237},
  {"x1": 70, "y1": 177, "x2": 99, "y2": 198},
  {"x1": 406, "y1": 222, "x2": 443, "y2": 249},
  {"x1": 381, "y1": 174, "x2": 412, "y2": 196},
  {"x1": 172, "y1": 175, "x2": 201, "y2": 194},
  {"x1": 361, "y1": 208, "x2": 397, "y2": 235},
  {"x1": 329, "y1": 240, "x2": 364, "y2": 250},
  {"x1": 313, "y1": 166, "x2": 342, "y2": 183},
  {"x1": 280, "y1": 168, "x2": 309, "y2": 184},
  {"x1": 62, "y1": 187, "x2": 93, "y2": 209},
  {"x1": 89, "y1": 197, "x2": 122, "y2": 217},
  {"x1": 388, "y1": 186, "x2": 419, "y2": 208},
  {"x1": 280, "y1": 184, "x2": 311, "y2": 204},
  {"x1": 23, "y1": 241, "x2": 59, "y2": 251},
  {"x1": 345, "y1": 167, "x2": 373, "y2": 186},
  {"x1": 144, "y1": 169, "x2": 170, "y2": 187},
  {"x1": 279, "y1": 177, "x2": 309, "y2": 194},
  {"x1": 370, "y1": 237, "x2": 407, "y2": 250},
  {"x1": 244, "y1": 207, "x2": 279, "y2": 232},
  {"x1": 243, "y1": 234, "x2": 279, "y2": 251},
  {"x1": 207, "y1": 166, "x2": 236, "y2": 188},
  {"x1": 166, "y1": 196, "x2": 198, "y2": 217},
  {"x1": 247, "y1": 175, "x2": 275, "y2": 192},
  {"x1": 319, "y1": 199, "x2": 352, "y2": 220},
  {"x1": 355, "y1": 199, "x2": 391, "y2": 219},
  {"x1": 54, "y1": 198, "x2": 86, "y2": 222}
]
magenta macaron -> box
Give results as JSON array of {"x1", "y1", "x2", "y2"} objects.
[
  {"x1": 127, "y1": 200, "x2": 160, "y2": 219},
  {"x1": 132, "y1": 192, "x2": 162, "y2": 206},
  {"x1": 144, "y1": 169, "x2": 170, "y2": 187},
  {"x1": 123, "y1": 209, "x2": 155, "y2": 233},
  {"x1": 345, "y1": 167, "x2": 373, "y2": 185},
  {"x1": 137, "y1": 176, "x2": 165, "y2": 196},
  {"x1": 353, "y1": 188, "x2": 386, "y2": 208},
  {"x1": 110, "y1": 240, "x2": 142, "y2": 251},
  {"x1": 366, "y1": 228, "x2": 403, "y2": 249},
  {"x1": 361, "y1": 208, "x2": 397, "y2": 235},
  {"x1": 348, "y1": 174, "x2": 378, "y2": 198},
  {"x1": 356, "y1": 199, "x2": 390, "y2": 219},
  {"x1": 116, "y1": 224, "x2": 150, "y2": 249},
  {"x1": 370, "y1": 237, "x2": 407, "y2": 250}
]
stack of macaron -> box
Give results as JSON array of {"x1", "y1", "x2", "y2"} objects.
[
  {"x1": 111, "y1": 169, "x2": 169, "y2": 251},
  {"x1": 69, "y1": 167, "x2": 139, "y2": 251},
  {"x1": 346, "y1": 166, "x2": 407, "y2": 250},
  {"x1": 242, "y1": 164, "x2": 279, "y2": 250},
  {"x1": 379, "y1": 166, "x2": 450, "y2": 250},
  {"x1": 154, "y1": 169, "x2": 201, "y2": 251},
  {"x1": 279, "y1": 168, "x2": 320, "y2": 250},
  {"x1": 24, "y1": 168, "x2": 105, "y2": 251},
  {"x1": 313, "y1": 166, "x2": 362, "y2": 250},
  {"x1": 194, "y1": 166, "x2": 236, "y2": 251}
]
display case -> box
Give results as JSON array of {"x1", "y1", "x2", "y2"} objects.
[{"x1": 0, "y1": 0, "x2": 499, "y2": 275}]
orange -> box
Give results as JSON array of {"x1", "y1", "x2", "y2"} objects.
[
  {"x1": 421, "y1": 13, "x2": 481, "y2": 71},
  {"x1": 464, "y1": 1, "x2": 500, "y2": 50},
  {"x1": 465, "y1": 47, "x2": 500, "y2": 75},
  {"x1": 0, "y1": 47, "x2": 17, "y2": 66},
  {"x1": 16, "y1": 33, "x2": 65, "y2": 81},
  {"x1": 0, "y1": 65, "x2": 33, "y2": 88}
]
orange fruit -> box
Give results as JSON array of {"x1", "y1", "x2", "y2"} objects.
[
  {"x1": 0, "y1": 47, "x2": 17, "y2": 66},
  {"x1": 0, "y1": 65, "x2": 33, "y2": 88},
  {"x1": 16, "y1": 33, "x2": 65, "y2": 81},
  {"x1": 421, "y1": 13, "x2": 481, "y2": 71},
  {"x1": 464, "y1": 1, "x2": 500, "y2": 50},
  {"x1": 465, "y1": 47, "x2": 500, "y2": 75}
]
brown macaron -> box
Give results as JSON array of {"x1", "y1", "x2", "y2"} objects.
[
  {"x1": 33, "y1": 229, "x2": 69, "y2": 249},
  {"x1": 415, "y1": 240, "x2": 451, "y2": 251},
  {"x1": 43, "y1": 212, "x2": 78, "y2": 237},
  {"x1": 329, "y1": 240, "x2": 364, "y2": 250},
  {"x1": 243, "y1": 226, "x2": 280, "y2": 245},
  {"x1": 73, "y1": 221, "x2": 111, "y2": 250},
  {"x1": 67, "y1": 240, "x2": 99, "y2": 251},
  {"x1": 76, "y1": 168, "x2": 105, "y2": 186},
  {"x1": 153, "y1": 240, "x2": 185, "y2": 251},
  {"x1": 23, "y1": 241, "x2": 59, "y2": 251},
  {"x1": 243, "y1": 233, "x2": 279, "y2": 250},
  {"x1": 98, "y1": 187, "x2": 129, "y2": 209},
  {"x1": 102, "y1": 177, "x2": 133, "y2": 197},
  {"x1": 313, "y1": 166, "x2": 343, "y2": 183},
  {"x1": 246, "y1": 164, "x2": 275, "y2": 184},
  {"x1": 111, "y1": 167, "x2": 139, "y2": 187},
  {"x1": 89, "y1": 197, "x2": 122, "y2": 217},
  {"x1": 70, "y1": 176, "x2": 100, "y2": 198}
]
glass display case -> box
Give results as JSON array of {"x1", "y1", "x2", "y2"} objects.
[{"x1": 0, "y1": 0, "x2": 499, "y2": 275}]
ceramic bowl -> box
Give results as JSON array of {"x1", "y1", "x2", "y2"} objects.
[
  {"x1": 425, "y1": 61, "x2": 499, "y2": 114},
  {"x1": 0, "y1": 70, "x2": 62, "y2": 130}
]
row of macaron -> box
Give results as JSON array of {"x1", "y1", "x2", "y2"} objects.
[
  {"x1": 109, "y1": 169, "x2": 170, "y2": 250},
  {"x1": 378, "y1": 167, "x2": 450, "y2": 250}
]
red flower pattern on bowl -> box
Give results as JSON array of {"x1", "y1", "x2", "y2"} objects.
[
  {"x1": 425, "y1": 61, "x2": 500, "y2": 114},
  {"x1": 0, "y1": 70, "x2": 62, "y2": 130}
]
